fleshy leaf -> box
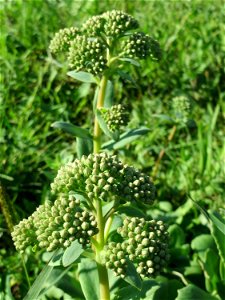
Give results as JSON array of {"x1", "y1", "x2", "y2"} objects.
[
  {"x1": 104, "y1": 80, "x2": 114, "y2": 108},
  {"x1": 67, "y1": 71, "x2": 98, "y2": 83},
  {"x1": 124, "y1": 259, "x2": 142, "y2": 290},
  {"x1": 175, "y1": 284, "x2": 218, "y2": 300},
  {"x1": 102, "y1": 127, "x2": 150, "y2": 150},
  {"x1": 76, "y1": 137, "x2": 93, "y2": 158},
  {"x1": 119, "y1": 57, "x2": 140, "y2": 67},
  {"x1": 78, "y1": 258, "x2": 99, "y2": 300},
  {"x1": 52, "y1": 122, "x2": 92, "y2": 140},
  {"x1": 62, "y1": 240, "x2": 83, "y2": 267},
  {"x1": 96, "y1": 109, "x2": 118, "y2": 140}
]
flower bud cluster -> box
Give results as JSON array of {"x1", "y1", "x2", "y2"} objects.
[
  {"x1": 123, "y1": 32, "x2": 161, "y2": 60},
  {"x1": 11, "y1": 195, "x2": 98, "y2": 253},
  {"x1": 172, "y1": 95, "x2": 191, "y2": 123},
  {"x1": 51, "y1": 153, "x2": 155, "y2": 205},
  {"x1": 105, "y1": 217, "x2": 170, "y2": 278},
  {"x1": 100, "y1": 104, "x2": 129, "y2": 132},
  {"x1": 49, "y1": 10, "x2": 160, "y2": 75},
  {"x1": 102, "y1": 10, "x2": 139, "y2": 38},
  {"x1": 68, "y1": 36, "x2": 107, "y2": 75},
  {"x1": 49, "y1": 27, "x2": 80, "y2": 54},
  {"x1": 82, "y1": 15, "x2": 105, "y2": 37},
  {"x1": 11, "y1": 215, "x2": 37, "y2": 253}
]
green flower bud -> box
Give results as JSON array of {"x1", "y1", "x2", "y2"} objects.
[
  {"x1": 123, "y1": 32, "x2": 161, "y2": 61},
  {"x1": 68, "y1": 36, "x2": 107, "y2": 75},
  {"x1": 102, "y1": 10, "x2": 139, "y2": 38},
  {"x1": 172, "y1": 95, "x2": 191, "y2": 123},
  {"x1": 49, "y1": 27, "x2": 80, "y2": 54},
  {"x1": 100, "y1": 105, "x2": 129, "y2": 132},
  {"x1": 104, "y1": 217, "x2": 169, "y2": 278}
]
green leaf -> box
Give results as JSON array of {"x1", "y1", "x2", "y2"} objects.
[
  {"x1": 118, "y1": 206, "x2": 146, "y2": 218},
  {"x1": 52, "y1": 122, "x2": 92, "y2": 140},
  {"x1": 220, "y1": 260, "x2": 225, "y2": 281},
  {"x1": 114, "y1": 279, "x2": 158, "y2": 300},
  {"x1": 62, "y1": 240, "x2": 83, "y2": 267},
  {"x1": 158, "y1": 201, "x2": 173, "y2": 212},
  {"x1": 24, "y1": 250, "x2": 63, "y2": 300},
  {"x1": 55, "y1": 273, "x2": 84, "y2": 299},
  {"x1": 67, "y1": 71, "x2": 98, "y2": 83},
  {"x1": 191, "y1": 234, "x2": 216, "y2": 252},
  {"x1": 93, "y1": 86, "x2": 99, "y2": 111},
  {"x1": 175, "y1": 284, "x2": 218, "y2": 300},
  {"x1": 119, "y1": 57, "x2": 140, "y2": 67},
  {"x1": 23, "y1": 263, "x2": 54, "y2": 300},
  {"x1": 78, "y1": 258, "x2": 99, "y2": 300},
  {"x1": 76, "y1": 137, "x2": 93, "y2": 158},
  {"x1": 104, "y1": 80, "x2": 114, "y2": 108},
  {"x1": 117, "y1": 71, "x2": 136, "y2": 85},
  {"x1": 209, "y1": 211, "x2": 225, "y2": 235},
  {"x1": 47, "y1": 249, "x2": 64, "y2": 267},
  {"x1": 103, "y1": 201, "x2": 115, "y2": 217},
  {"x1": 189, "y1": 196, "x2": 210, "y2": 221},
  {"x1": 124, "y1": 259, "x2": 142, "y2": 290},
  {"x1": 4, "y1": 275, "x2": 14, "y2": 300},
  {"x1": 203, "y1": 249, "x2": 219, "y2": 293},
  {"x1": 152, "y1": 113, "x2": 174, "y2": 123},
  {"x1": 146, "y1": 279, "x2": 183, "y2": 300},
  {"x1": 38, "y1": 266, "x2": 72, "y2": 298},
  {"x1": 190, "y1": 197, "x2": 225, "y2": 236},
  {"x1": 168, "y1": 224, "x2": 185, "y2": 248},
  {"x1": 184, "y1": 256, "x2": 202, "y2": 276},
  {"x1": 108, "y1": 269, "x2": 120, "y2": 299},
  {"x1": 95, "y1": 109, "x2": 118, "y2": 140},
  {"x1": 108, "y1": 215, "x2": 123, "y2": 234},
  {"x1": 210, "y1": 215, "x2": 225, "y2": 280},
  {"x1": 102, "y1": 127, "x2": 150, "y2": 150}
]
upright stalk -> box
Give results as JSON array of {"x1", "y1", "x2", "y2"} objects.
[
  {"x1": 93, "y1": 75, "x2": 108, "y2": 153},
  {"x1": 93, "y1": 74, "x2": 110, "y2": 300}
]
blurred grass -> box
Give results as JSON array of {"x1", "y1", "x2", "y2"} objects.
[{"x1": 0, "y1": 0, "x2": 224, "y2": 225}]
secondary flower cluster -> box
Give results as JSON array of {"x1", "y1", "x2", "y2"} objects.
[
  {"x1": 100, "y1": 104, "x2": 129, "y2": 132},
  {"x1": 172, "y1": 95, "x2": 191, "y2": 123},
  {"x1": 122, "y1": 32, "x2": 161, "y2": 60},
  {"x1": 105, "y1": 217, "x2": 170, "y2": 278},
  {"x1": 51, "y1": 153, "x2": 155, "y2": 205},
  {"x1": 49, "y1": 10, "x2": 160, "y2": 75},
  {"x1": 11, "y1": 195, "x2": 98, "y2": 253},
  {"x1": 68, "y1": 36, "x2": 107, "y2": 75},
  {"x1": 101, "y1": 10, "x2": 139, "y2": 38},
  {"x1": 82, "y1": 10, "x2": 138, "y2": 38},
  {"x1": 49, "y1": 27, "x2": 80, "y2": 54}
]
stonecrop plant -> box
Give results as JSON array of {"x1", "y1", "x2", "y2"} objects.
[{"x1": 12, "y1": 10, "x2": 169, "y2": 300}]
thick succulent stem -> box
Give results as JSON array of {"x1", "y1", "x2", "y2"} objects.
[
  {"x1": 93, "y1": 74, "x2": 110, "y2": 299},
  {"x1": 96, "y1": 251, "x2": 110, "y2": 300},
  {"x1": 93, "y1": 75, "x2": 108, "y2": 153}
]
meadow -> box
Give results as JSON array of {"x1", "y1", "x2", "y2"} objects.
[{"x1": 0, "y1": 0, "x2": 225, "y2": 299}]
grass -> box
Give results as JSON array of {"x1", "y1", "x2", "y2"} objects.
[{"x1": 0, "y1": 0, "x2": 225, "y2": 299}]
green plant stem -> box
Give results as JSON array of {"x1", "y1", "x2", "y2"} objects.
[
  {"x1": 152, "y1": 125, "x2": 177, "y2": 179},
  {"x1": 93, "y1": 73, "x2": 110, "y2": 299},
  {"x1": 104, "y1": 216, "x2": 113, "y2": 242},
  {"x1": 94, "y1": 201, "x2": 110, "y2": 299},
  {"x1": 96, "y1": 252, "x2": 111, "y2": 300},
  {"x1": 171, "y1": 270, "x2": 189, "y2": 286},
  {"x1": 93, "y1": 75, "x2": 108, "y2": 153},
  {"x1": 21, "y1": 254, "x2": 31, "y2": 288}
]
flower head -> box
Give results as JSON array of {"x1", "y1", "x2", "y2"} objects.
[{"x1": 105, "y1": 217, "x2": 170, "y2": 278}]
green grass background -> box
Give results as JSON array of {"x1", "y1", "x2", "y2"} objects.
[{"x1": 0, "y1": 0, "x2": 225, "y2": 298}]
